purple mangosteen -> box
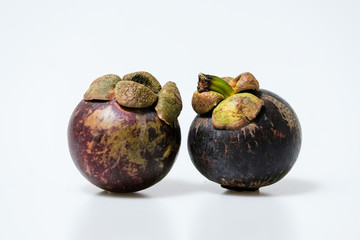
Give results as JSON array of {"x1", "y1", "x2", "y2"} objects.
[
  {"x1": 188, "y1": 72, "x2": 301, "y2": 191},
  {"x1": 68, "y1": 72, "x2": 182, "y2": 192}
]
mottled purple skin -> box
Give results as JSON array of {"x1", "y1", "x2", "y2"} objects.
[
  {"x1": 68, "y1": 99, "x2": 181, "y2": 193},
  {"x1": 188, "y1": 89, "x2": 301, "y2": 191}
]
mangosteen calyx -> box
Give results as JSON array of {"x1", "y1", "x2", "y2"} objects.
[
  {"x1": 83, "y1": 74, "x2": 121, "y2": 101},
  {"x1": 155, "y1": 81, "x2": 183, "y2": 127},
  {"x1": 115, "y1": 80, "x2": 158, "y2": 108},
  {"x1": 82, "y1": 71, "x2": 182, "y2": 127},
  {"x1": 192, "y1": 72, "x2": 264, "y2": 130}
]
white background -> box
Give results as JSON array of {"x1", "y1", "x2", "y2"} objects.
[{"x1": 1, "y1": 0, "x2": 359, "y2": 239}]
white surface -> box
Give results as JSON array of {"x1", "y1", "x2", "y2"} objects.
[{"x1": 1, "y1": 0, "x2": 359, "y2": 239}]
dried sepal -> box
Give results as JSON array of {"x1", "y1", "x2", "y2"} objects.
[
  {"x1": 123, "y1": 71, "x2": 162, "y2": 93},
  {"x1": 233, "y1": 72, "x2": 260, "y2": 93},
  {"x1": 155, "y1": 81, "x2": 182, "y2": 126},
  {"x1": 212, "y1": 93, "x2": 264, "y2": 130},
  {"x1": 222, "y1": 77, "x2": 237, "y2": 89},
  {"x1": 192, "y1": 90, "x2": 224, "y2": 115},
  {"x1": 84, "y1": 74, "x2": 121, "y2": 101},
  {"x1": 115, "y1": 81, "x2": 158, "y2": 108}
]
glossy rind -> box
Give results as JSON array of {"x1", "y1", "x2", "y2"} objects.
[{"x1": 68, "y1": 99, "x2": 181, "y2": 192}]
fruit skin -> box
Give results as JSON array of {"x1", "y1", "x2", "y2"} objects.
[
  {"x1": 68, "y1": 99, "x2": 181, "y2": 193},
  {"x1": 188, "y1": 89, "x2": 301, "y2": 191}
]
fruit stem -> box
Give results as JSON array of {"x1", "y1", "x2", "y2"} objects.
[{"x1": 198, "y1": 73, "x2": 234, "y2": 98}]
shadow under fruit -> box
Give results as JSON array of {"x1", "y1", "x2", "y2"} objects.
[{"x1": 188, "y1": 73, "x2": 301, "y2": 191}]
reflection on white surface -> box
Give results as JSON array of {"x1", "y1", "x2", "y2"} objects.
[
  {"x1": 68, "y1": 178, "x2": 317, "y2": 240},
  {"x1": 261, "y1": 178, "x2": 320, "y2": 196},
  {"x1": 188, "y1": 193, "x2": 295, "y2": 240},
  {"x1": 71, "y1": 192, "x2": 175, "y2": 240}
]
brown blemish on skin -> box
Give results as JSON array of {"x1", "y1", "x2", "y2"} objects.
[
  {"x1": 220, "y1": 177, "x2": 247, "y2": 189},
  {"x1": 261, "y1": 94, "x2": 300, "y2": 138},
  {"x1": 271, "y1": 128, "x2": 286, "y2": 138},
  {"x1": 241, "y1": 123, "x2": 259, "y2": 140},
  {"x1": 220, "y1": 177, "x2": 275, "y2": 190},
  {"x1": 82, "y1": 104, "x2": 172, "y2": 170},
  {"x1": 122, "y1": 162, "x2": 140, "y2": 178},
  {"x1": 195, "y1": 117, "x2": 208, "y2": 135}
]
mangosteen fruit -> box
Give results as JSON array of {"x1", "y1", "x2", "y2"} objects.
[
  {"x1": 68, "y1": 72, "x2": 182, "y2": 193},
  {"x1": 188, "y1": 72, "x2": 301, "y2": 191}
]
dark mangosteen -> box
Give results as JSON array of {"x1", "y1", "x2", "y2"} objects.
[
  {"x1": 188, "y1": 72, "x2": 301, "y2": 191},
  {"x1": 68, "y1": 72, "x2": 182, "y2": 193}
]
